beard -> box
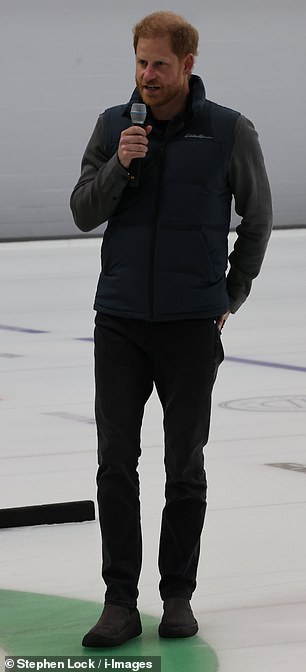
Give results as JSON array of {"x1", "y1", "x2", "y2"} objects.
[{"x1": 136, "y1": 76, "x2": 184, "y2": 109}]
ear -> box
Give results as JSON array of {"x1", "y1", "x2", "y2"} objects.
[{"x1": 183, "y1": 53, "x2": 195, "y2": 75}]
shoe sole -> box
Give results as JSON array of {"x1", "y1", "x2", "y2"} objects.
[{"x1": 158, "y1": 622, "x2": 199, "y2": 638}]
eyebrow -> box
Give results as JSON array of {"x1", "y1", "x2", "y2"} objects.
[{"x1": 136, "y1": 57, "x2": 170, "y2": 65}]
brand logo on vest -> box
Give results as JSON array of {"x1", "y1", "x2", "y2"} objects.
[{"x1": 184, "y1": 133, "x2": 214, "y2": 140}]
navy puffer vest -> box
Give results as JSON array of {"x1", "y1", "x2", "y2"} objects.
[{"x1": 94, "y1": 76, "x2": 240, "y2": 321}]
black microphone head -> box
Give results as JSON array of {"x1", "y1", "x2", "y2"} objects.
[{"x1": 131, "y1": 103, "x2": 147, "y2": 126}]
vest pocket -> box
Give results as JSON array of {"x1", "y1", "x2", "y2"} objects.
[
  {"x1": 156, "y1": 228, "x2": 217, "y2": 285},
  {"x1": 200, "y1": 230, "x2": 217, "y2": 282}
]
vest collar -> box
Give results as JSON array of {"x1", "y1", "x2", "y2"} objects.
[{"x1": 122, "y1": 74, "x2": 207, "y2": 125}]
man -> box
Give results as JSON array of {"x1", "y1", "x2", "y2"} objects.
[{"x1": 70, "y1": 11, "x2": 272, "y2": 647}]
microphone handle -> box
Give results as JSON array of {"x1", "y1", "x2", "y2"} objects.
[
  {"x1": 129, "y1": 158, "x2": 141, "y2": 186},
  {"x1": 129, "y1": 122, "x2": 145, "y2": 188}
]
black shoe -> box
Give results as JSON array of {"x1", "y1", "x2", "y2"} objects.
[
  {"x1": 82, "y1": 604, "x2": 142, "y2": 647},
  {"x1": 158, "y1": 598, "x2": 198, "y2": 638}
]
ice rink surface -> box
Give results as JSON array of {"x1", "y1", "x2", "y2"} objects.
[{"x1": 1, "y1": 229, "x2": 306, "y2": 670}]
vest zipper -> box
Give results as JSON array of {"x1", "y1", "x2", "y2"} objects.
[{"x1": 148, "y1": 145, "x2": 165, "y2": 320}]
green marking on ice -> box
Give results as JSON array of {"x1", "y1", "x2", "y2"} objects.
[{"x1": 0, "y1": 590, "x2": 218, "y2": 671}]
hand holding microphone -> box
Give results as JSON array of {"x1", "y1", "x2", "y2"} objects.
[{"x1": 118, "y1": 104, "x2": 152, "y2": 182}]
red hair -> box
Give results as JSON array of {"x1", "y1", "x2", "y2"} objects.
[{"x1": 133, "y1": 11, "x2": 199, "y2": 58}]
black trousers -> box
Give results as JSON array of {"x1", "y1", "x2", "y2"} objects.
[{"x1": 94, "y1": 312, "x2": 224, "y2": 608}]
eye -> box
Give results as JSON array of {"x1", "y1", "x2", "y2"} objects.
[{"x1": 137, "y1": 59, "x2": 147, "y2": 67}]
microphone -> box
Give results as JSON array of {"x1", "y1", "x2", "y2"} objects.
[
  {"x1": 129, "y1": 103, "x2": 147, "y2": 186},
  {"x1": 130, "y1": 102, "x2": 147, "y2": 126}
]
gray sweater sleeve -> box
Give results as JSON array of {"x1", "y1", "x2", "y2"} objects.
[
  {"x1": 227, "y1": 115, "x2": 273, "y2": 312},
  {"x1": 70, "y1": 114, "x2": 130, "y2": 232}
]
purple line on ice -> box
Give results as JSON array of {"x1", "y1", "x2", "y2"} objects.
[
  {"x1": 0, "y1": 324, "x2": 48, "y2": 334},
  {"x1": 225, "y1": 356, "x2": 306, "y2": 373}
]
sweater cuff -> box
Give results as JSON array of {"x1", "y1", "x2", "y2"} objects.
[{"x1": 226, "y1": 266, "x2": 253, "y2": 313}]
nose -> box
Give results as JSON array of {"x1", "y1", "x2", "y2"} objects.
[{"x1": 143, "y1": 63, "x2": 155, "y2": 80}]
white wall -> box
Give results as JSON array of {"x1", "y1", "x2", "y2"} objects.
[{"x1": 0, "y1": 0, "x2": 305, "y2": 239}]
